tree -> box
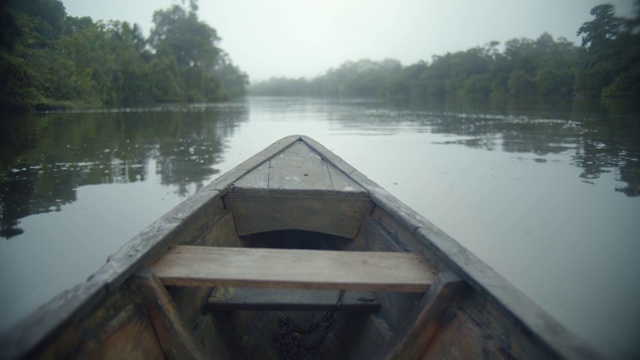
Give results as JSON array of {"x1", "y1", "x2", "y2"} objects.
[
  {"x1": 148, "y1": 1, "x2": 247, "y2": 101},
  {"x1": 64, "y1": 16, "x2": 93, "y2": 36},
  {"x1": 576, "y1": 3, "x2": 640, "y2": 96},
  {"x1": 149, "y1": 4, "x2": 220, "y2": 70},
  {"x1": 7, "y1": 0, "x2": 66, "y2": 48},
  {"x1": 508, "y1": 70, "x2": 536, "y2": 97},
  {"x1": 0, "y1": 0, "x2": 21, "y2": 52},
  {"x1": 577, "y1": 4, "x2": 624, "y2": 50},
  {"x1": 214, "y1": 53, "x2": 249, "y2": 98},
  {"x1": 1, "y1": 0, "x2": 247, "y2": 110},
  {"x1": 249, "y1": 33, "x2": 585, "y2": 100}
]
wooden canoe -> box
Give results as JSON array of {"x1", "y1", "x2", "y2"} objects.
[{"x1": 0, "y1": 135, "x2": 602, "y2": 360}]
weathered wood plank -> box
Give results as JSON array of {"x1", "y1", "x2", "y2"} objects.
[
  {"x1": 230, "y1": 139, "x2": 367, "y2": 195},
  {"x1": 380, "y1": 272, "x2": 466, "y2": 360},
  {"x1": 151, "y1": 246, "x2": 436, "y2": 292},
  {"x1": 207, "y1": 287, "x2": 380, "y2": 311},
  {"x1": 419, "y1": 291, "x2": 552, "y2": 360},
  {"x1": 417, "y1": 306, "x2": 495, "y2": 360},
  {"x1": 132, "y1": 268, "x2": 208, "y2": 360},
  {"x1": 268, "y1": 140, "x2": 334, "y2": 190},
  {"x1": 327, "y1": 164, "x2": 366, "y2": 194},
  {"x1": 226, "y1": 139, "x2": 371, "y2": 238},
  {"x1": 338, "y1": 315, "x2": 393, "y2": 360},
  {"x1": 232, "y1": 138, "x2": 368, "y2": 193},
  {"x1": 208, "y1": 135, "x2": 302, "y2": 191},
  {"x1": 73, "y1": 304, "x2": 166, "y2": 360},
  {"x1": 229, "y1": 161, "x2": 270, "y2": 190},
  {"x1": 225, "y1": 193, "x2": 372, "y2": 238},
  {"x1": 169, "y1": 211, "x2": 242, "y2": 326},
  {"x1": 300, "y1": 135, "x2": 359, "y2": 177},
  {"x1": 348, "y1": 216, "x2": 424, "y2": 333}
]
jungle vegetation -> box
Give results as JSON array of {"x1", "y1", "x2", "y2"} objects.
[
  {"x1": 251, "y1": 3, "x2": 640, "y2": 99},
  {"x1": 0, "y1": 0, "x2": 248, "y2": 111}
]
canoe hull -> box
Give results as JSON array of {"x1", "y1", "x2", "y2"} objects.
[{"x1": 0, "y1": 135, "x2": 602, "y2": 360}]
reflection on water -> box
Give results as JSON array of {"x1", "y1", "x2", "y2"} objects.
[
  {"x1": 0, "y1": 104, "x2": 248, "y2": 238},
  {"x1": 4, "y1": 97, "x2": 636, "y2": 239},
  {"x1": 339, "y1": 96, "x2": 640, "y2": 197},
  {"x1": 430, "y1": 111, "x2": 640, "y2": 196}
]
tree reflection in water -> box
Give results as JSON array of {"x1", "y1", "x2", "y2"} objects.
[
  {"x1": 408, "y1": 97, "x2": 640, "y2": 197},
  {"x1": 1, "y1": 97, "x2": 638, "y2": 239},
  {"x1": 0, "y1": 105, "x2": 247, "y2": 238}
]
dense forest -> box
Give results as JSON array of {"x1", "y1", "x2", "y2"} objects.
[
  {"x1": 251, "y1": 3, "x2": 640, "y2": 99},
  {"x1": 0, "y1": 0, "x2": 248, "y2": 111},
  {"x1": 2, "y1": 2, "x2": 638, "y2": 110}
]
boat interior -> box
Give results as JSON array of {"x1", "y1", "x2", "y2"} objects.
[
  {"x1": 139, "y1": 137, "x2": 453, "y2": 359},
  {"x1": 139, "y1": 212, "x2": 457, "y2": 360}
]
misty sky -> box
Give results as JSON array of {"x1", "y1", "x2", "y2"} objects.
[{"x1": 62, "y1": 0, "x2": 635, "y2": 82}]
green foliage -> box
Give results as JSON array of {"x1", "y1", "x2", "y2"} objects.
[
  {"x1": 0, "y1": 0, "x2": 21, "y2": 52},
  {"x1": 214, "y1": 54, "x2": 249, "y2": 98},
  {"x1": 63, "y1": 15, "x2": 93, "y2": 36},
  {"x1": 574, "y1": 1, "x2": 640, "y2": 96},
  {"x1": 251, "y1": 34, "x2": 583, "y2": 99},
  {"x1": 150, "y1": 5, "x2": 220, "y2": 69},
  {"x1": 535, "y1": 68, "x2": 573, "y2": 97},
  {"x1": 0, "y1": 52, "x2": 41, "y2": 110},
  {"x1": 507, "y1": 70, "x2": 536, "y2": 97},
  {"x1": 252, "y1": 3, "x2": 640, "y2": 100},
  {"x1": 145, "y1": 2, "x2": 249, "y2": 102},
  {"x1": 602, "y1": 67, "x2": 640, "y2": 96},
  {"x1": 577, "y1": 4, "x2": 624, "y2": 49},
  {"x1": 8, "y1": 0, "x2": 66, "y2": 48},
  {"x1": 24, "y1": 47, "x2": 95, "y2": 104},
  {"x1": 149, "y1": 51, "x2": 183, "y2": 102},
  {"x1": 1, "y1": 0, "x2": 247, "y2": 111}
]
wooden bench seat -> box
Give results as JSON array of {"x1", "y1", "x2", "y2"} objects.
[
  {"x1": 151, "y1": 246, "x2": 436, "y2": 292},
  {"x1": 207, "y1": 288, "x2": 381, "y2": 312}
]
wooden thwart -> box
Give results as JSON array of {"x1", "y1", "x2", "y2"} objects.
[
  {"x1": 207, "y1": 287, "x2": 381, "y2": 312},
  {"x1": 381, "y1": 272, "x2": 466, "y2": 360},
  {"x1": 151, "y1": 246, "x2": 436, "y2": 292},
  {"x1": 131, "y1": 268, "x2": 208, "y2": 360}
]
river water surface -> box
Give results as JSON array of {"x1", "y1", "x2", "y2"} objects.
[{"x1": 1, "y1": 96, "x2": 639, "y2": 358}]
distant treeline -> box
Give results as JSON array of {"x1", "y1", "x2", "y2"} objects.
[
  {"x1": 251, "y1": 3, "x2": 640, "y2": 99},
  {"x1": 0, "y1": 0, "x2": 248, "y2": 111}
]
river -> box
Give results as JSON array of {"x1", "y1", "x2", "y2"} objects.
[{"x1": 1, "y1": 96, "x2": 639, "y2": 358}]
